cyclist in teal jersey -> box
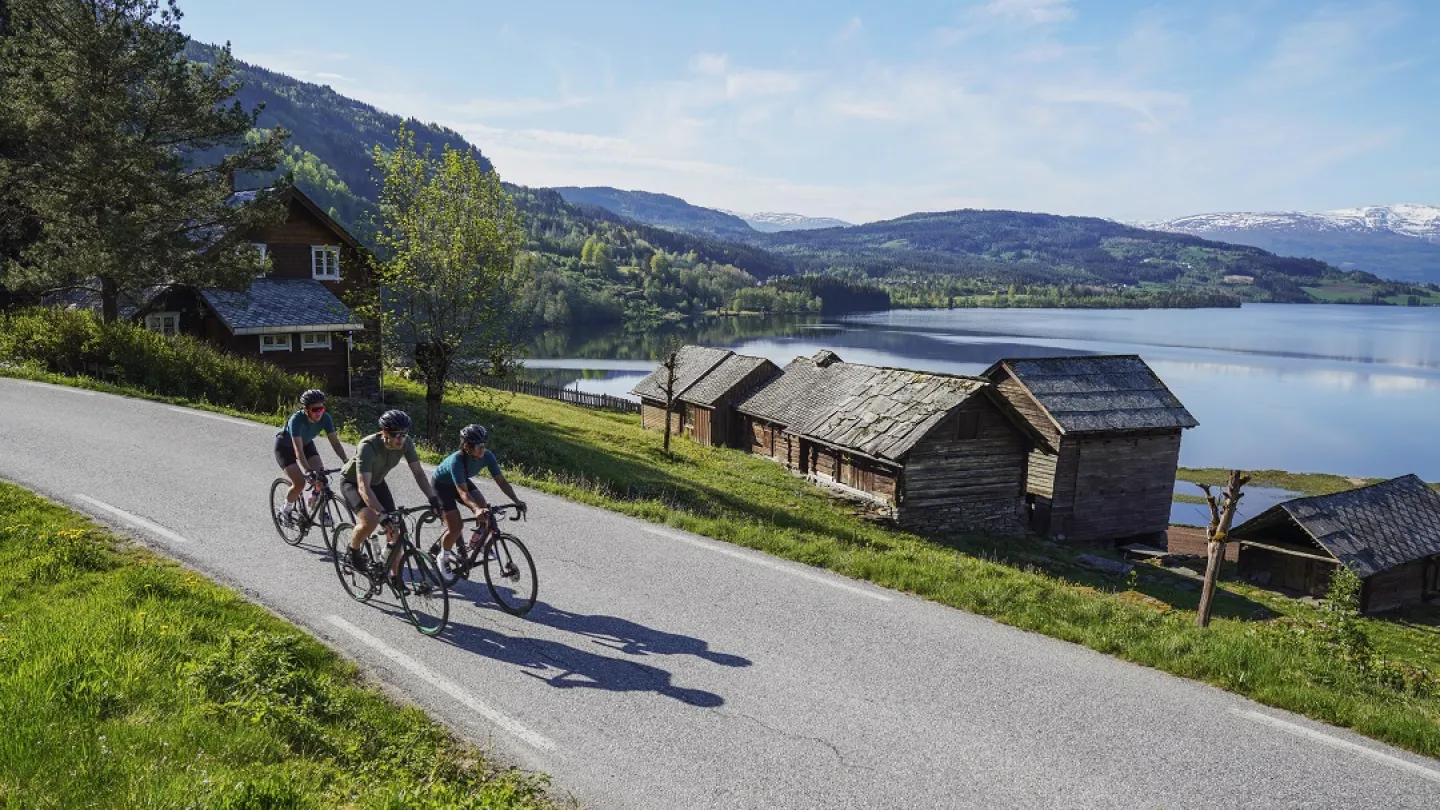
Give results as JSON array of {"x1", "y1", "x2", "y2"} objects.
[
  {"x1": 275, "y1": 389, "x2": 349, "y2": 525},
  {"x1": 432, "y1": 424, "x2": 527, "y2": 573}
]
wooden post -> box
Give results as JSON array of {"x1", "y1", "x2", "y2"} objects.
[{"x1": 1196, "y1": 469, "x2": 1251, "y2": 628}]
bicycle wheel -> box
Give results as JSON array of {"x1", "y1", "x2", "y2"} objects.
[
  {"x1": 318, "y1": 493, "x2": 352, "y2": 555},
  {"x1": 269, "y1": 478, "x2": 304, "y2": 546},
  {"x1": 484, "y1": 533, "x2": 537, "y2": 616},
  {"x1": 397, "y1": 547, "x2": 449, "y2": 635},
  {"x1": 331, "y1": 523, "x2": 374, "y2": 602}
]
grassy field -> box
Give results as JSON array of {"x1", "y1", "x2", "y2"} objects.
[
  {"x1": 1302, "y1": 284, "x2": 1440, "y2": 306},
  {"x1": 4, "y1": 365, "x2": 1439, "y2": 760},
  {"x1": 0, "y1": 481, "x2": 561, "y2": 809}
]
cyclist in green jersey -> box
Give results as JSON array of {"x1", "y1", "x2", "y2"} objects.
[
  {"x1": 275, "y1": 389, "x2": 349, "y2": 525},
  {"x1": 338, "y1": 410, "x2": 442, "y2": 575}
]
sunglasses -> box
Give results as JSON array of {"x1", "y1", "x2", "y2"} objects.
[
  {"x1": 307, "y1": 405, "x2": 326, "y2": 414},
  {"x1": 384, "y1": 431, "x2": 408, "y2": 440}
]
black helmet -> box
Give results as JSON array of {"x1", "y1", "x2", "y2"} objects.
[
  {"x1": 299, "y1": 389, "x2": 326, "y2": 407},
  {"x1": 460, "y1": 424, "x2": 489, "y2": 446},
  {"x1": 378, "y1": 410, "x2": 411, "y2": 432}
]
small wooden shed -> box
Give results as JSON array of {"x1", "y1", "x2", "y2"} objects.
[
  {"x1": 983, "y1": 355, "x2": 1198, "y2": 543},
  {"x1": 631, "y1": 346, "x2": 779, "y2": 448},
  {"x1": 738, "y1": 351, "x2": 1032, "y2": 535},
  {"x1": 1231, "y1": 475, "x2": 1440, "y2": 613}
]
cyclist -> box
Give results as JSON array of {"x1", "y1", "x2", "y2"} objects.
[
  {"x1": 275, "y1": 389, "x2": 348, "y2": 526},
  {"x1": 432, "y1": 423, "x2": 528, "y2": 574},
  {"x1": 339, "y1": 409, "x2": 442, "y2": 577}
]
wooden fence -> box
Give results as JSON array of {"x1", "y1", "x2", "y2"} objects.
[{"x1": 469, "y1": 376, "x2": 640, "y2": 414}]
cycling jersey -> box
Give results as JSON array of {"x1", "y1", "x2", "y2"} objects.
[
  {"x1": 432, "y1": 449, "x2": 502, "y2": 488},
  {"x1": 341, "y1": 432, "x2": 419, "y2": 486},
  {"x1": 280, "y1": 409, "x2": 336, "y2": 443}
]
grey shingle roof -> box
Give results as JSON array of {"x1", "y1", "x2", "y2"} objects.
[
  {"x1": 680, "y1": 354, "x2": 778, "y2": 407},
  {"x1": 201, "y1": 279, "x2": 362, "y2": 335},
  {"x1": 796, "y1": 368, "x2": 989, "y2": 461},
  {"x1": 630, "y1": 346, "x2": 732, "y2": 401},
  {"x1": 990, "y1": 355, "x2": 1197, "y2": 434},
  {"x1": 736, "y1": 353, "x2": 872, "y2": 428},
  {"x1": 1234, "y1": 475, "x2": 1440, "y2": 578}
]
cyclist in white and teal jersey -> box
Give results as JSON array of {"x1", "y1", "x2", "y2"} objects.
[
  {"x1": 275, "y1": 389, "x2": 349, "y2": 525},
  {"x1": 432, "y1": 424, "x2": 527, "y2": 573},
  {"x1": 339, "y1": 410, "x2": 442, "y2": 573}
]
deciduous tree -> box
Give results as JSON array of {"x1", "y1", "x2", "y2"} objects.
[{"x1": 370, "y1": 123, "x2": 527, "y2": 444}]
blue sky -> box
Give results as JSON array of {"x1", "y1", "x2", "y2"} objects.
[{"x1": 177, "y1": 0, "x2": 1439, "y2": 224}]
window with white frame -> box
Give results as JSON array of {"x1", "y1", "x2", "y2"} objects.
[
  {"x1": 300, "y1": 332, "x2": 332, "y2": 350},
  {"x1": 311, "y1": 245, "x2": 340, "y2": 280},
  {"x1": 259, "y1": 334, "x2": 292, "y2": 353},
  {"x1": 250, "y1": 242, "x2": 269, "y2": 277},
  {"x1": 144, "y1": 312, "x2": 181, "y2": 336}
]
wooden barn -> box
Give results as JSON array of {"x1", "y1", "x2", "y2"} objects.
[
  {"x1": 737, "y1": 351, "x2": 1032, "y2": 534},
  {"x1": 1231, "y1": 475, "x2": 1440, "y2": 613},
  {"x1": 631, "y1": 346, "x2": 779, "y2": 447},
  {"x1": 983, "y1": 355, "x2": 1198, "y2": 544}
]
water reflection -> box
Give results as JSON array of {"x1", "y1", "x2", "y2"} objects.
[{"x1": 524, "y1": 305, "x2": 1440, "y2": 480}]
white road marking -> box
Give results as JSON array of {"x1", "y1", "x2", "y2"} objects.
[
  {"x1": 1231, "y1": 709, "x2": 1440, "y2": 784},
  {"x1": 3, "y1": 379, "x2": 97, "y2": 395},
  {"x1": 325, "y1": 615, "x2": 558, "y2": 754},
  {"x1": 168, "y1": 407, "x2": 264, "y2": 428},
  {"x1": 642, "y1": 527, "x2": 892, "y2": 602},
  {"x1": 75, "y1": 495, "x2": 192, "y2": 544}
]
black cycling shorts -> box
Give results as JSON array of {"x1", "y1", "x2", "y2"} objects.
[
  {"x1": 274, "y1": 433, "x2": 319, "y2": 469},
  {"x1": 435, "y1": 481, "x2": 481, "y2": 513},
  {"x1": 341, "y1": 478, "x2": 395, "y2": 515}
]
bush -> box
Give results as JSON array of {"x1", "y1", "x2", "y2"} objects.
[{"x1": 0, "y1": 307, "x2": 317, "y2": 412}]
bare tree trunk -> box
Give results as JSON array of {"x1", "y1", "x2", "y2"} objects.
[
  {"x1": 1197, "y1": 469, "x2": 1249, "y2": 628},
  {"x1": 100, "y1": 275, "x2": 119, "y2": 323},
  {"x1": 425, "y1": 378, "x2": 445, "y2": 446}
]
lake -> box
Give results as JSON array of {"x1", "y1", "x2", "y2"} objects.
[{"x1": 522, "y1": 304, "x2": 1440, "y2": 482}]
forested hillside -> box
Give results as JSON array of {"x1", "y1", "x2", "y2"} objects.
[{"x1": 554, "y1": 187, "x2": 758, "y2": 240}]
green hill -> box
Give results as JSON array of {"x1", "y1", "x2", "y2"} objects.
[{"x1": 554, "y1": 187, "x2": 758, "y2": 240}]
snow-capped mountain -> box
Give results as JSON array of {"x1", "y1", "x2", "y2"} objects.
[
  {"x1": 720, "y1": 210, "x2": 853, "y2": 233},
  {"x1": 1145, "y1": 204, "x2": 1440, "y2": 284},
  {"x1": 1151, "y1": 204, "x2": 1440, "y2": 241}
]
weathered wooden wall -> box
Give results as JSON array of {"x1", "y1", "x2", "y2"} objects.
[
  {"x1": 898, "y1": 397, "x2": 1027, "y2": 535},
  {"x1": 642, "y1": 401, "x2": 684, "y2": 434},
  {"x1": 1238, "y1": 547, "x2": 1334, "y2": 596},
  {"x1": 990, "y1": 367, "x2": 1061, "y2": 449},
  {"x1": 1364, "y1": 558, "x2": 1431, "y2": 613},
  {"x1": 1061, "y1": 432, "x2": 1183, "y2": 542}
]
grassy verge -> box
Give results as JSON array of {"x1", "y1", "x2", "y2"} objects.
[
  {"x1": 4, "y1": 366, "x2": 1439, "y2": 759},
  {"x1": 1178, "y1": 467, "x2": 1440, "y2": 497},
  {"x1": 0, "y1": 481, "x2": 560, "y2": 809}
]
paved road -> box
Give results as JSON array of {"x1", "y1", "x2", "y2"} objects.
[{"x1": 3, "y1": 376, "x2": 1438, "y2": 809}]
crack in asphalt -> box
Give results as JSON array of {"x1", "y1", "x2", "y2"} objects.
[{"x1": 722, "y1": 711, "x2": 877, "y2": 774}]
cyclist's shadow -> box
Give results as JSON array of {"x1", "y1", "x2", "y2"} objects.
[
  {"x1": 441, "y1": 618, "x2": 726, "y2": 707},
  {"x1": 518, "y1": 595, "x2": 752, "y2": 669}
]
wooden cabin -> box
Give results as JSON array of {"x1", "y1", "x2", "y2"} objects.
[
  {"x1": 1231, "y1": 475, "x2": 1440, "y2": 613},
  {"x1": 982, "y1": 355, "x2": 1198, "y2": 544},
  {"x1": 631, "y1": 346, "x2": 779, "y2": 448},
  {"x1": 737, "y1": 351, "x2": 1031, "y2": 535},
  {"x1": 58, "y1": 186, "x2": 380, "y2": 396}
]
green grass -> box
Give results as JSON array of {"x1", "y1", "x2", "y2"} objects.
[
  {"x1": 4, "y1": 365, "x2": 1440, "y2": 760},
  {"x1": 0, "y1": 482, "x2": 561, "y2": 809},
  {"x1": 1301, "y1": 285, "x2": 1440, "y2": 306},
  {"x1": 1178, "y1": 467, "x2": 1440, "y2": 497}
]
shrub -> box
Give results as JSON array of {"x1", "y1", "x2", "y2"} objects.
[{"x1": 0, "y1": 307, "x2": 317, "y2": 412}]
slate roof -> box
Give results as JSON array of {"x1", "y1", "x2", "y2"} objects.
[
  {"x1": 737, "y1": 351, "x2": 990, "y2": 461},
  {"x1": 680, "y1": 353, "x2": 778, "y2": 407},
  {"x1": 736, "y1": 352, "x2": 873, "y2": 428},
  {"x1": 1233, "y1": 475, "x2": 1440, "y2": 578},
  {"x1": 797, "y1": 368, "x2": 989, "y2": 461},
  {"x1": 201, "y1": 278, "x2": 362, "y2": 335},
  {"x1": 630, "y1": 346, "x2": 732, "y2": 401},
  {"x1": 986, "y1": 355, "x2": 1197, "y2": 435}
]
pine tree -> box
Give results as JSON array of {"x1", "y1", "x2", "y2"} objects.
[{"x1": 0, "y1": 0, "x2": 286, "y2": 320}]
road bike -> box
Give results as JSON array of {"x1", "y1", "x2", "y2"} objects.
[
  {"x1": 416, "y1": 504, "x2": 537, "y2": 615},
  {"x1": 331, "y1": 506, "x2": 449, "y2": 636},
  {"x1": 268, "y1": 468, "x2": 352, "y2": 551}
]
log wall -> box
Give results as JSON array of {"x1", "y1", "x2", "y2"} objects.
[
  {"x1": 897, "y1": 398, "x2": 1028, "y2": 535},
  {"x1": 1045, "y1": 431, "x2": 1182, "y2": 543}
]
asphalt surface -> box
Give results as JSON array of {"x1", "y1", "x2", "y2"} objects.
[{"x1": 3, "y1": 376, "x2": 1438, "y2": 809}]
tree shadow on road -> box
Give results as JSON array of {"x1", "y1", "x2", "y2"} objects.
[{"x1": 439, "y1": 615, "x2": 726, "y2": 708}]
